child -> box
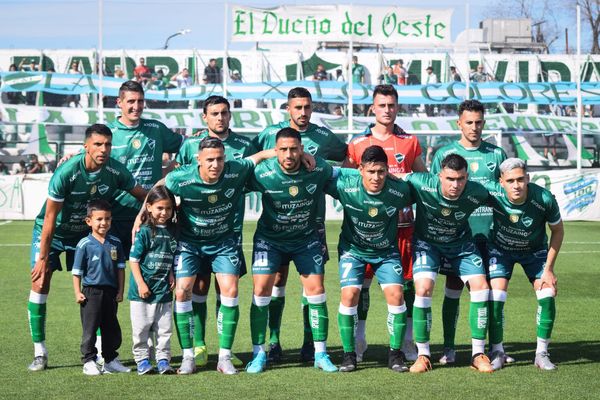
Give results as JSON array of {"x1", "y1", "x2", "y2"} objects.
[
  {"x1": 72, "y1": 199, "x2": 130, "y2": 376},
  {"x1": 128, "y1": 186, "x2": 177, "y2": 375}
]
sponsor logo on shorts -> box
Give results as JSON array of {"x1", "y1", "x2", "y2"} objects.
[
  {"x1": 208, "y1": 194, "x2": 218, "y2": 203},
  {"x1": 487, "y1": 162, "x2": 497, "y2": 172},
  {"x1": 306, "y1": 183, "x2": 317, "y2": 194},
  {"x1": 470, "y1": 162, "x2": 479, "y2": 173},
  {"x1": 225, "y1": 188, "x2": 235, "y2": 198},
  {"x1": 441, "y1": 208, "x2": 451, "y2": 217},
  {"x1": 385, "y1": 206, "x2": 397, "y2": 217},
  {"x1": 510, "y1": 214, "x2": 519, "y2": 223},
  {"x1": 522, "y1": 216, "x2": 533, "y2": 227},
  {"x1": 368, "y1": 207, "x2": 378, "y2": 217},
  {"x1": 289, "y1": 186, "x2": 299, "y2": 197},
  {"x1": 313, "y1": 255, "x2": 323, "y2": 265},
  {"x1": 455, "y1": 211, "x2": 466, "y2": 220},
  {"x1": 98, "y1": 184, "x2": 109, "y2": 195}
]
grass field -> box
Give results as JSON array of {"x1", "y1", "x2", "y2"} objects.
[{"x1": 1, "y1": 220, "x2": 599, "y2": 399}]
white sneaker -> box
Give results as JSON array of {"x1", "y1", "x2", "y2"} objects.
[
  {"x1": 217, "y1": 355, "x2": 238, "y2": 375},
  {"x1": 83, "y1": 360, "x2": 102, "y2": 376},
  {"x1": 103, "y1": 358, "x2": 131, "y2": 373},
  {"x1": 401, "y1": 341, "x2": 418, "y2": 362},
  {"x1": 355, "y1": 338, "x2": 368, "y2": 363}
]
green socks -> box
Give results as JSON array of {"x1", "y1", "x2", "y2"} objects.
[
  {"x1": 387, "y1": 304, "x2": 407, "y2": 350},
  {"x1": 217, "y1": 296, "x2": 239, "y2": 350},
  {"x1": 469, "y1": 290, "x2": 489, "y2": 340},
  {"x1": 338, "y1": 304, "x2": 357, "y2": 353},
  {"x1": 306, "y1": 294, "x2": 329, "y2": 342},
  {"x1": 174, "y1": 301, "x2": 194, "y2": 350},
  {"x1": 250, "y1": 296, "x2": 270, "y2": 346},
  {"x1": 489, "y1": 290, "x2": 507, "y2": 347},
  {"x1": 28, "y1": 291, "x2": 48, "y2": 344},
  {"x1": 412, "y1": 296, "x2": 432, "y2": 343},
  {"x1": 536, "y1": 289, "x2": 556, "y2": 340}
]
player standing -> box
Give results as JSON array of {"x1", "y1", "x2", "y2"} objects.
[
  {"x1": 252, "y1": 87, "x2": 347, "y2": 363},
  {"x1": 27, "y1": 124, "x2": 146, "y2": 371},
  {"x1": 430, "y1": 99, "x2": 507, "y2": 365},
  {"x1": 344, "y1": 84, "x2": 426, "y2": 362},
  {"x1": 486, "y1": 158, "x2": 563, "y2": 370}
]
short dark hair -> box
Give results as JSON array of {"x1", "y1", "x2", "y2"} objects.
[
  {"x1": 361, "y1": 145, "x2": 388, "y2": 165},
  {"x1": 441, "y1": 153, "x2": 468, "y2": 172},
  {"x1": 118, "y1": 80, "x2": 144, "y2": 98},
  {"x1": 275, "y1": 127, "x2": 301, "y2": 143},
  {"x1": 287, "y1": 87, "x2": 312, "y2": 101},
  {"x1": 458, "y1": 99, "x2": 485, "y2": 117},
  {"x1": 87, "y1": 199, "x2": 111, "y2": 217},
  {"x1": 203, "y1": 95, "x2": 230, "y2": 114},
  {"x1": 199, "y1": 136, "x2": 224, "y2": 152},
  {"x1": 373, "y1": 84, "x2": 398, "y2": 102},
  {"x1": 85, "y1": 124, "x2": 112, "y2": 140}
]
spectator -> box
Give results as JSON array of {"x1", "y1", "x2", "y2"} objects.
[
  {"x1": 351, "y1": 56, "x2": 365, "y2": 84},
  {"x1": 313, "y1": 64, "x2": 329, "y2": 81},
  {"x1": 204, "y1": 58, "x2": 221, "y2": 84},
  {"x1": 14, "y1": 160, "x2": 26, "y2": 174},
  {"x1": 69, "y1": 61, "x2": 81, "y2": 74},
  {"x1": 0, "y1": 161, "x2": 9, "y2": 175},
  {"x1": 114, "y1": 67, "x2": 125, "y2": 79},
  {"x1": 333, "y1": 105, "x2": 344, "y2": 116},
  {"x1": 231, "y1": 70, "x2": 242, "y2": 108},
  {"x1": 171, "y1": 68, "x2": 192, "y2": 88},
  {"x1": 26, "y1": 154, "x2": 44, "y2": 174},
  {"x1": 335, "y1": 69, "x2": 344, "y2": 82},
  {"x1": 43, "y1": 68, "x2": 66, "y2": 107},
  {"x1": 392, "y1": 59, "x2": 408, "y2": 85},
  {"x1": 134, "y1": 57, "x2": 151, "y2": 80},
  {"x1": 470, "y1": 64, "x2": 494, "y2": 82},
  {"x1": 423, "y1": 66, "x2": 438, "y2": 117},
  {"x1": 450, "y1": 66, "x2": 462, "y2": 82},
  {"x1": 4, "y1": 64, "x2": 25, "y2": 104},
  {"x1": 381, "y1": 66, "x2": 397, "y2": 85}
]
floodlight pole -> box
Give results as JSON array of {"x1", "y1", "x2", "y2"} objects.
[
  {"x1": 576, "y1": 5, "x2": 582, "y2": 171},
  {"x1": 98, "y1": 0, "x2": 104, "y2": 123}
]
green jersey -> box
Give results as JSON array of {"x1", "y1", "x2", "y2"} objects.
[
  {"x1": 252, "y1": 121, "x2": 347, "y2": 162},
  {"x1": 128, "y1": 225, "x2": 177, "y2": 303},
  {"x1": 487, "y1": 182, "x2": 561, "y2": 252},
  {"x1": 165, "y1": 159, "x2": 255, "y2": 245},
  {"x1": 176, "y1": 130, "x2": 258, "y2": 233},
  {"x1": 431, "y1": 141, "x2": 506, "y2": 242},
  {"x1": 326, "y1": 168, "x2": 412, "y2": 257},
  {"x1": 406, "y1": 172, "x2": 489, "y2": 248},
  {"x1": 253, "y1": 121, "x2": 347, "y2": 224},
  {"x1": 249, "y1": 157, "x2": 333, "y2": 244},
  {"x1": 108, "y1": 118, "x2": 183, "y2": 221},
  {"x1": 33, "y1": 154, "x2": 136, "y2": 241},
  {"x1": 175, "y1": 130, "x2": 258, "y2": 166}
]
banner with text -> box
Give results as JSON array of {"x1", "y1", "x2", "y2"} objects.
[
  {"x1": 2, "y1": 104, "x2": 600, "y2": 134},
  {"x1": 231, "y1": 5, "x2": 453, "y2": 45}
]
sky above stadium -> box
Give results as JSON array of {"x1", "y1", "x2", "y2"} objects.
[{"x1": 0, "y1": 0, "x2": 583, "y2": 53}]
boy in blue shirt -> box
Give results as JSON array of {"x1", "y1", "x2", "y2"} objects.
[{"x1": 72, "y1": 200, "x2": 130, "y2": 375}]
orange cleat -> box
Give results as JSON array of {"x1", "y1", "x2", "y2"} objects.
[
  {"x1": 409, "y1": 355, "x2": 433, "y2": 373},
  {"x1": 471, "y1": 353, "x2": 494, "y2": 373}
]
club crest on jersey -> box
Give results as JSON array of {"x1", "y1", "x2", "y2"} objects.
[
  {"x1": 132, "y1": 139, "x2": 142, "y2": 149},
  {"x1": 487, "y1": 162, "x2": 497, "y2": 172},
  {"x1": 522, "y1": 216, "x2": 533, "y2": 227},
  {"x1": 208, "y1": 194, "x2": 218, "y2": 203},
  {"x1": 306, "y1": 183, "x2": 317, "y2": 194},
  {"x1": 306, "y1": 145, "x2": 318, "y2": 156},
  {"x1": 110, "y1": 246, "x2": 118, "y2": 261},
  {"x1": 395, "y1": 153, "x2": 405, "y2": 163},
  {"x1": 385, "y1": 206, "x2": 397, "y2": 217},
  {"x1": 119, "y1": 156, "x2": 127, "y2": 164},
  {"x1": 148, "y1": 139, "x2": 156, "y2": 150},
  {"x1": 441, "y1": 208, "x2": 451, "y2": 217},
  {"x1": 510, "y1": 214, "x2": 519, "y2": 223},
  {"x1": 90, "y1": 185, "x2": 97, "y2": 195},
  {"x1": 289, "y1": 186, "x2": 299, "y2": 197},
  {"x1": 98, "y1": 184, "x2": 109, "y2": 195},
  {"x1": 170, "y1": 239, "x2": 178, "y2": 253},
  {"x1": 232, "y1": 152, "x2": 243, "y2": 160},
  {"x1": 313, "y1": 255, "x2": 323, "y2": 265},
  {"x1": 470, "y1": 162, "x2": 479, "y2": 173},
  {"x1": 351, "y1": 216, "x2": 359, "y2": 224},
  {"x1": 368, "y1": 207, "x2": 378, "y2": 217},
  {"x1": 455, "y1": 211, "x2": 466, "y2": 220},
  {"x1": 225, "y1": 188, "x2": 235, "y2": 198}
]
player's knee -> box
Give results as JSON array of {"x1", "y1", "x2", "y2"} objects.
[
  {"x1": 341, "y1": 287, "x2": 360, "y2": 306},
  {"x1": 175, "y1": 286, "x2": 192, "y2": 301}
]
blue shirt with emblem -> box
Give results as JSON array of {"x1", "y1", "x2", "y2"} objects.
[{"x1": 72, "y1": 233, "x2": 126, "y2": 288}]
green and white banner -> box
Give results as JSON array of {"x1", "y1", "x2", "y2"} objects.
[
  {"x1": 2, "y1": 104, "x2": 600, "y2": 134},
  {"x1": 231, "y1": 5, "x2": 453, "y2": 45}
]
